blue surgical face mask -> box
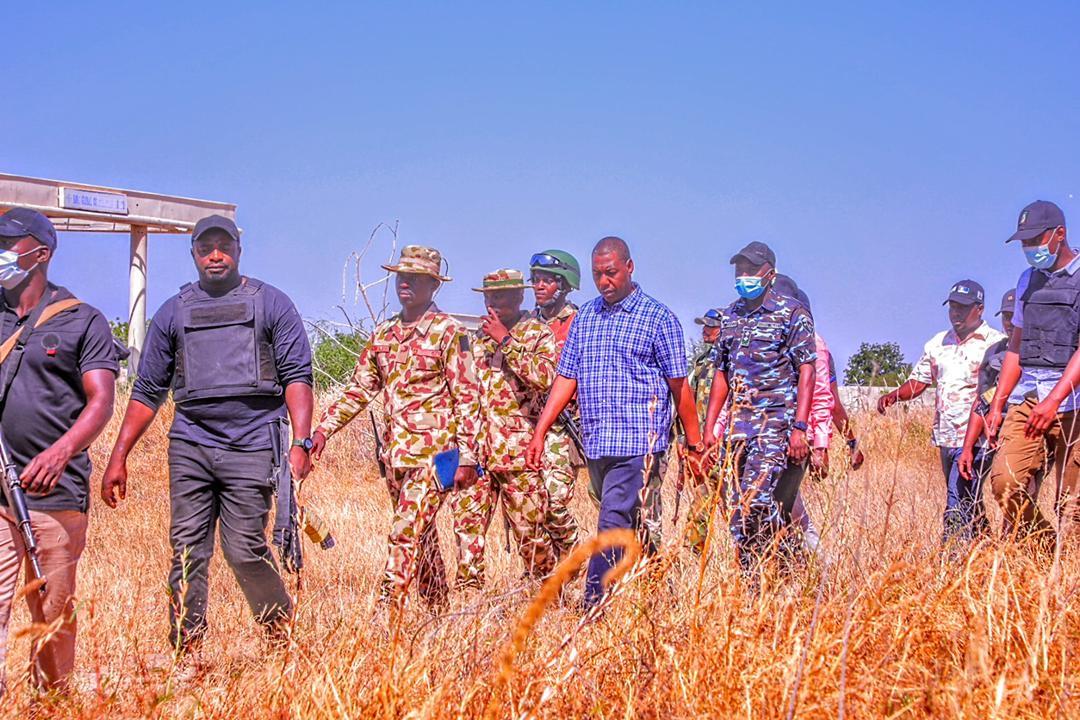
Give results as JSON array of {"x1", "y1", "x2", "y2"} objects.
[
  {"x1": 735, "y1": 275, "x2": 768, "y2": 299},
  {"x1": 1024, "y1": 242, "x2": 1056, "y2": 270}
]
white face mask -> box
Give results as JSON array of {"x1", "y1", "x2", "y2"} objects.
[{"x1": 0, "y1": 246, "x2": 44, "y2": 290}]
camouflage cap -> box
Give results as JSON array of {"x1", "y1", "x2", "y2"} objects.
[
  {"x1": 381, "y1": 245, "x2": 451, "y2": 282},
  {"x1": 472, "y1": 268, "x2": 531, "y2": 293}
]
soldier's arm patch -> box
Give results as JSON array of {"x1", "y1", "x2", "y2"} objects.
[{"x1": 459, "y1": 334, "x2": 471, "y2": 352}]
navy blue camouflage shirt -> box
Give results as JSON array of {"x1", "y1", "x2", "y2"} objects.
[{"x1": 714, "y1": 290, "x2": 816, "y2": 440}]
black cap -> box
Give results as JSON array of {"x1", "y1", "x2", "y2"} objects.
[
  {"x1": 192, "y1": 214, "x2": 240, "y2": 244},
  {"x1": 694, "y1": 308, "x2": 723, "y2": 327},
  {"x1": 996, "y1": 288, "x2": 1017, "y2": 317},
  {"x1": 1007, "y1": 200, "x2": 1066, "y2": 244},
  {"x1": 729, "y1": 241, "x2": 776, "y2": 267},
  {"x1": 0, "y1": 208, "x2": 58, "y2": 251},
  {"x1": 772, "y1": 273, "x2": 812, "y2": 313},
  {"x1": 943, "y1": 279, "x2": 985, "y2": 306}
]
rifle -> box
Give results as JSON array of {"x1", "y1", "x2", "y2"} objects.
[
  {"x1": 0, "y1": 426, "x2": 47, "y2": 595},
  {"x1": 557, "y1": 409, "x2": 585, "y2": 460},
  {"x1": 370, "y1": 410, "x2": 387, "y2": 479}
]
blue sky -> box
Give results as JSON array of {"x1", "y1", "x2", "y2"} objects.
[{"x1": 4, "y1": 2, "x2": 1078, "y2": 371}]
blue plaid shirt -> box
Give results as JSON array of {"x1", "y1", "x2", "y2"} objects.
[{"x1": 557, "y1": 284, "x2": 687, "y2": 459}]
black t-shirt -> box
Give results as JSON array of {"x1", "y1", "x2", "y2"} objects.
[
  {"x1": 0, "y1": 285, "x2": 119, "y2": 512},
  {"x1": 974, "y1": 338, "x2": 1009, "y2": 416},
  {"x1": 130, "y1": 278, "x2": 313, "y2": 451}
]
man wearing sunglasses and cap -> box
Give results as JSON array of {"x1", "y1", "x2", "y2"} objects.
[
  {"x1": 104, "y1": 214, "x2": 315, "y2": 653},
  {"x1": 879, "y1": 280, "x2": 1004, "y2": 546},
  {"x1": 311, "y1": 245, "x2": 482, "y2": 606},
  {"x1": 987, "y1": 200, "x2": 1080, "y2": 548},
  {"x1": 451, "y1": 269, "x2": 558, "y2": 585},
  {"x1": 0, "y1": 208, "x2": 117, "y2": 696},
  {"x1": 529, "y1": 250, "x2": 583, "y2": 558}
]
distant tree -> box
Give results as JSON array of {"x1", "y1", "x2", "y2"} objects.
[
  {"x1": 844, "y1": 341, "x2": 912, "y2": 386},
  {"x1": 312, "y1": 330, "x2": 368, "y2": 391},
  {"x1": 109, "y1": 318, "x2": 129, "y2": 345}
]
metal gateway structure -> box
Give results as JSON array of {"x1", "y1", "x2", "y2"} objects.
[{"x1": 0, "y1": 173, "x2": 236, "y2": 370}]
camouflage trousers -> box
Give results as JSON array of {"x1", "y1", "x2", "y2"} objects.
[
  {"x1": 542, "y1": 429, "x2": 580, "y2": 558},
  {"x1": 685, "y1": 461, "x2": 726, "y2": 555},
  {"x1": 382, "y1": 467, "x2": 449, "y2": 604},
  {"x1": 724, "y1": 435, "x2": 791, "y2": 569},
  {"x1": 453, "y1": 469, "x2": 557, "y2": 584}
]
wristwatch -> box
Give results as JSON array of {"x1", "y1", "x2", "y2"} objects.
[
  {"x1": 792, "y1": 421, "x2": 809, "y2": 433},
  {"x1": 687, "y1": 440, "x2": 706, "y2": 453},
  {"x1": 292, "y1": 437, "x2": 314, "y2": 452}
]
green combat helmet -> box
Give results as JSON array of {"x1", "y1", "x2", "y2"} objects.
[{"x1": 529, "y1": 250, "x2": 581, "y2": 290}]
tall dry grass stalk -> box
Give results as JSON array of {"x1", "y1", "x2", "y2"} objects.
[{"x1": 0, "y1": 391, "x2": 1077, "y2": 718}]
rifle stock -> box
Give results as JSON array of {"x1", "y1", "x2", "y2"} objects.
[
  {"x1": 557, "y1": 409, "x2": 585, "y2": 460},
  {"x1": 0, "y1": 427, "x2": 47, "y2": 595},
  {"x1": 370, "y1": 411, "x2": 387, "y2": 478}
]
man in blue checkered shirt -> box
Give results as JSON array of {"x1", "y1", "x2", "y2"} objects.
[{"x1": 528, "y1": 236, "x2": 705, "y2": 608}]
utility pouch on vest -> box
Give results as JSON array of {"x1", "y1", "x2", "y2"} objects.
[{"x1": 172, "y1": 279, "x2": 281, "y2": 403}]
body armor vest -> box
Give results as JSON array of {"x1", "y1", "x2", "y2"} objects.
[
  {"x1": 1019, "y1": 269, "x2": 1080, "y2": 370},
  {"x1": 172, "y1": 278, "x2": 282, "y2": 404}
]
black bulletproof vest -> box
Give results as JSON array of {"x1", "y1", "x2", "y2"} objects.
[
  {"x1": 1019, "y1": 268, "x2": 1080, "y2": 370},
  {"x1": 171, "y1": 278, "x2": 282, "y2": 404}
]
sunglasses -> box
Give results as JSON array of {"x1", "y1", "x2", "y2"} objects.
[{"x1": 530, "y1": 253, "x2": 571, "y2": 271}]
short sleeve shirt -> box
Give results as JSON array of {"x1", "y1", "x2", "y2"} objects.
[
  {"x1": 557, "y1": 285, "x2": 686, "y2": 458},
  {"x1": 715, "y1": 291, "x2": 817, "y2": 440},
  {"x1": 131, "y1": 278, "x2": 313, "y2": 452},
  {"x1": 908, "y1": 322, "x2": 1006, "y2": 447},
  {"x1": 0, "y1": 285, "x2": 119, "y2": 512}
]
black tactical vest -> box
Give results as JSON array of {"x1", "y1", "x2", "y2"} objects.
[
  {"x1": 172, "y1": 278, "x2": 282, "y2": 404},
  {"x1": 1019, "y1": 268, "x2": 1080, "y2": 370}
]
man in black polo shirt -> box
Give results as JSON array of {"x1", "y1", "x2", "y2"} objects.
[
  {"x1": 102, "y1": 215, "x2": 314, "y2": 653},
  {"x1": 0, "y1": 208, "x2": 117, "y2": 696}
]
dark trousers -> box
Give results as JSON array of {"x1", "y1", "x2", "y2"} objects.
[
  {"x1": 583, "y1": 454, "x2": 661, "y2": 608},
  {"x1": 939, "y1": 446, "x2": 992, "y2": 544},
  {"x1": 167, "y1": 439, "x2": 292, "y2": 647}
]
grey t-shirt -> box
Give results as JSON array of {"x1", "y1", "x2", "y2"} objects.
[{"x1": 0, "y1": 285, "x2": 119, "y2": 512}]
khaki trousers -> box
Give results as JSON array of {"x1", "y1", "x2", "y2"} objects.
[
  {"x1": 990, "y1": 399, "x2": 1080, "y2": 544},
  {"x1": 0, "y1": 509, "x2": 87, "y2": 695}
]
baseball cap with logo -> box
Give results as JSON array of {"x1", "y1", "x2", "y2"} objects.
[
  {"x1": 943, "y1": 279, "x2": 985, "y2": 306},
  {"x1": 1007, "y1": 200, "x2": 1066, "y2": 244},
  {"x1": 996, "y1": 288, "x2": 1017, "y2": 317},
  {"x1": 694, "y1": 308, "x2": 723, "y2": 327},
  {"x1": 729, "y1": 241, "x2": 776, "y2": 267},
  {"x1": 0, "y1": 207, "x2": 58, "y2": 251}
]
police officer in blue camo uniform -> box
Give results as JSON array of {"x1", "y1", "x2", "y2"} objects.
[{"x1": 703, "y1": 242, "x2": 817, "y2": 570}]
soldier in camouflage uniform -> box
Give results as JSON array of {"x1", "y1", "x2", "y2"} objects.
[
  {"x1": 311, "y1": 246, "x2": 482, "y2": 605},
  {"x1": 529, "y1": 250, "x2": 583, "y2": 557},
  {"x1": 684, "y1": 308, "x2": 724, "y2": 553},
  {"x1": 703, "y1": 242, "x2": 817, "y2": 570},
  {"x1": 453, "y1": 269, "x2": 559, "y2": 583}
]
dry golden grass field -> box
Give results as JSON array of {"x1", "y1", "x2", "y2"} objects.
[{"x1": 2, "y1": 395, "x2": 1078, "y2": 719}]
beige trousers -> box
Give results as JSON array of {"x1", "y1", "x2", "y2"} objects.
[{"x1": 0, "y1": 509, "x2": 87, "y2": 695}]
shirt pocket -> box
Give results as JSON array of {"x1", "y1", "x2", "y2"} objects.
[
  {"x1": 408, "y1": 347, "x2": 443, "y2": 382},
  {"x1": 746, "y1": 321, "x2": 786, "y2": 362}
]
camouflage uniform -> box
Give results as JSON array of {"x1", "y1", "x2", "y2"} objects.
[
  {"x1": 535, "y1": 302, "x2": 582, "y2": 557},
  {"x1": 455, "y1": 270, "x2": 561, "y2": 581},
  {"x1": 315, "y1": 248, "x2": 481, "y2": 604},
  {"x1": 684, "y1": 342, "x2": 722, "y2": 553},
  {"x1": 715, "y1": 291, "x2": 816, "y2": 567}
]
